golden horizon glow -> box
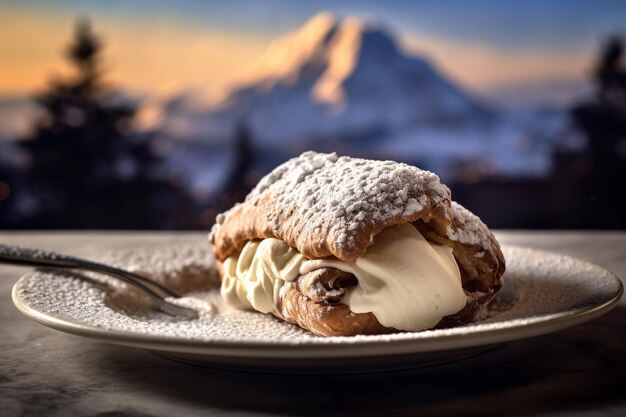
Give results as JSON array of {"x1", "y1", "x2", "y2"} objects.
[
  {"x1": 0, "y1": 8, "x2": 271, "y2": 97},
  {"x1": 0, "y1": 8, "x2": 591, "y2": 99},
  {"x1": 400, "y1": 35, "x2": 591, "y2": 93}
]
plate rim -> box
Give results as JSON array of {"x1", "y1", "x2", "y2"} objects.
[{"x1": 11, "y1": 245, "x2": 624, "y2": 359}]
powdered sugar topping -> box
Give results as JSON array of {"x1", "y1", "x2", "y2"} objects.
[
  {"x1": 446, "y1": 201, "x2": 493, "y2": 251},
  {"x1": 211, "y1": 151, "x2": 451, "y2": 252}
]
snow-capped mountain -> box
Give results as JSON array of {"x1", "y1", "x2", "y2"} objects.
[
  {"x1": 141, "y1": 13, "x2": 572, "y2": 185},
  {"x1": 151, "y1": 13, "x2": 494, "y2": 145}
]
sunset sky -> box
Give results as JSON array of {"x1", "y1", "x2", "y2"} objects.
[{"x1": 1, "y1": 0, "x2": 625, "y2": 104}]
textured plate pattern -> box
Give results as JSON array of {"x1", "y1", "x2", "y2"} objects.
[{"x1": 12, "y1": 244, "x2": 623, "y2": 362}]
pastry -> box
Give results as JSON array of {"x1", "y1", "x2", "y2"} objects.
[{"x1": 209, "y1": 152, "x2": 505, "y2": 336}]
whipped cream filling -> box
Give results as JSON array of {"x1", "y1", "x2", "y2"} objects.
[
  {"x1": 221, "y1": 223, "x2": 467, "y2": 331},
  {"x1": 221, "y1": 238, "x2": 306, "y2": 314}
]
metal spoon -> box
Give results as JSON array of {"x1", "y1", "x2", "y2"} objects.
[{"x1": 0, "y1": 243, "x2": 198, "y2": 319}]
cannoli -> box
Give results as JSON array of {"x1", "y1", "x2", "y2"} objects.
[{"x1": 210, "y1": 152, "x2": 505, "y2": 336}]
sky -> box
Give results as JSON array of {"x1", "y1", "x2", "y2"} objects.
[{"x1": 1, "y1": 0, "x2": 625, "y2": 104}]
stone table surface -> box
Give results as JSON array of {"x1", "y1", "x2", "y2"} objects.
[{"x1": 0, "y1": 231, "x2": 624, "y2": 417}]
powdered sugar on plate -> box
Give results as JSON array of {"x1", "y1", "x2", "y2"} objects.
[{"x1": 12, "y1": 243, "x2": 622, "y2": 350}]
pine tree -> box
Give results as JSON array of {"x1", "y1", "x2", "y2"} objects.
[
  {"x1": 17, "y1": 18, "x2": 195, "y2": 228},
  {"x1": 569, "y1": 35, "x2": 626, "y2": 228},
  {"x1": 594, "y1": 36, "x2": 626, "y2": 97},
  {"x1": 220, "y1": 123, "x2": 255, "y2": 209},
  {"x1": 0, "y1": 160, "x2": 13, "y2": 224}
]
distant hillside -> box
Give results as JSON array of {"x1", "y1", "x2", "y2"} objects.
[
  {"x1": 143, "y1": 13, "x2": 568, "y2": 181},
  {"x1": 148, "y1": 13, "x2": 494, "y2": 144}
]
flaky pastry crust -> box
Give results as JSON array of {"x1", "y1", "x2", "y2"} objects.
[{"x1": 210, "y1": 152, "x2": 505, "y2": 336}]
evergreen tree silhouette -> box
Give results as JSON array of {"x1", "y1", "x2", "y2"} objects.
[
  {"x1": 17, "y1": 18, "x2": 195, "y2": 228},
  {"x1": 0, "y1": 160, "x2": 14, "y2": 225},
  {"x1": 220, "y1": 123, "x2": 254, "y2": 209},
  {"x1": 594, "y1": 36, "x2": 626, "y2": 96},
  {"x1": 569, "y1": 35, "x2": 626, "y2": 228}
]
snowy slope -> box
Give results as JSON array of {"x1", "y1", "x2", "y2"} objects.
[
  {"x1": 152, "y1": 13, "x2": 493, "y2": 145},
  {"x1": 141, "y1": 13, "x2": 571, "y2": 184}
]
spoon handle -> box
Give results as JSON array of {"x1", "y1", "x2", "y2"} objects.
[{"x1": 0, "y1": 243, "x2": 198, "y2": 319}]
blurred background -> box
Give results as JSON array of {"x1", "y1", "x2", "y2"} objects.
[{"x1": 1, "y1": 0, "x2": 625, "y2": 230}]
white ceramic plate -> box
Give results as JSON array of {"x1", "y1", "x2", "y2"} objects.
[{"x1": 12, "y1": 244, "x2": 623, "y2": 373}]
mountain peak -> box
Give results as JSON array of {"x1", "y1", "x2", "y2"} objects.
[
  {"x1": 298, "y1": 12, "x2": 382, "y2": 41},
  {"x1": 153, "y1": 13, "x2": 491, "y2": 145},
  {"x1": 244, "y1": 13, "x2": 400, "y2": 107},
  {"x1": 300, "y1": 12, "x2": 339, "y2": 38},
  {"x1": 310, "y1": 15, "x2": 400, "y2": 107}
]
